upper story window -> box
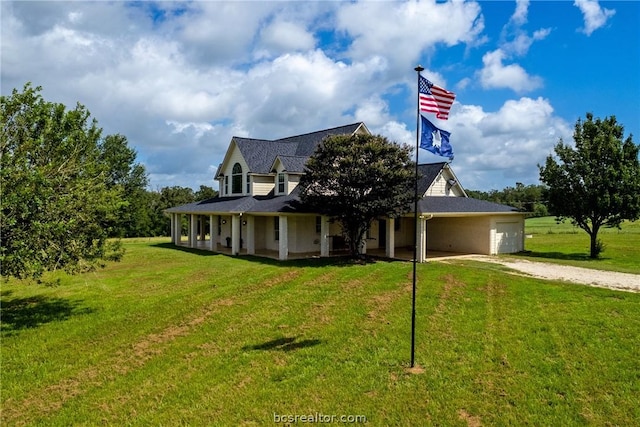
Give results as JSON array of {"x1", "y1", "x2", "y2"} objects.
[
  {"x1": 246, "y1": 175, "x2": 251, "y2": 194},
  {"x1": 232, "y1": 163, "x2": 243, "y2": 194},
  {"x1": 278, "y1": 173, "x2": 285, "y2": 194},
  {"x1": 224, "y1": 176, "x2": 229, "y2": 195}
]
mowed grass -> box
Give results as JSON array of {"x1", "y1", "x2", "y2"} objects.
[
  {"x1": 2, "y1": 238, "x2": 639, "y2": 426},
  {"x1": 515, "y1": 217, "x2": 640, "y2": 274}
]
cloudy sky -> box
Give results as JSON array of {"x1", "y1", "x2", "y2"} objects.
[{"x1": 2, "y1": 0, "x2": 638, "y2": 192}]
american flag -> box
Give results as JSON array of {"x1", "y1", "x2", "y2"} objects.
[{"x1": 419, "y1": 75, "x2": 456, "y2": 120}]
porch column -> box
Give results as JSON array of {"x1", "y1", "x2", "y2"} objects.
[
  {"x1": 416, "y1": 216, "x2": 426, "y2": 263},
  {"x1": 246, "y1": 215, "x2": 255, "y2": 255},
  {"x1": 386, "y1": 218, "x2": 395, "y2": 258},
  {"x1": 175, "y1": 214, "x2": 182, "y2": 245},
  {"x1": 170, "y1": 213, "x2": 176, "y2": 244},
  {"x1": 231, "y1": 215, "x2": 240, "y2": 255},
  {"x1": 199, "y1": 216, "x2": 206, "y2": 241},
  {"x1": 209, "y1": 215, "x2": 217, "y2": 251},
  {"x1": 361, "y1": 235, "x2": 367, "y2": 255},
  {"x1": 320, "y1": 215, "x2": 330, "y2": 257},
  {"x1": 278, "y1": 215, "x2": 288, "y2": 261},
  {"x1": 190, "y1": 214, "x2": 198, "y2": 248}
]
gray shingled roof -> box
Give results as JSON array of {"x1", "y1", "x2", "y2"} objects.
[
  {"x1": 165, "y1": 187, "x2": 312, "y2": 215},
  {"x1": 418, "y1": 196, "x2": 520, "y2": 213},
  {"x1": 233, "y1": 122, "x2": 363, "y2": 174},
  {"x1": 167, "y1": 192, "x2": 519, "y2": 216}
]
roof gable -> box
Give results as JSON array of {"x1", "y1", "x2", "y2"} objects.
[
  {"x1": 417, "y1": 162, "x2": 467, "y2": 197},
  {"x1": 417, "y1": 162, "x2": 447, "y2": 194},
  {"x1": 270, "y1": 155, "x2": 308, "y2": 173}
]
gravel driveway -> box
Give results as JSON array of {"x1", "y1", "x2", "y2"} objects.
[{"x1": 460, "y1": 255, "x2": 640, "y2": 293}]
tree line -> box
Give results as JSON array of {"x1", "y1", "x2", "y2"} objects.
[{"x1": 466, "y1": 183, "x2": 549, "y2": 217}]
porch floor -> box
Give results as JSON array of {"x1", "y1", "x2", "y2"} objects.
[{"x1": 175, "y1": 239, "x2": 469, "y2": 261}]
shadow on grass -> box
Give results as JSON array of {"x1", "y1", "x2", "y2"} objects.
[
  {"x1": 153, "y1": 242, "x2": 220, "y2": 257},
  {"x1": 242, "y1": 336, "x2": 323, "y2": 352},
  {"x1": 0, "y1": 294, "x2": 93, "y2": 336},
  {"x1": 513, "y1": 250, "x2": 608, "y2": 262},
  {"x1": 153, "y1": 242, "x2": 386, "y2": 268}
]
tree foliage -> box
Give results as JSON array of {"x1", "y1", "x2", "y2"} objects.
[
  {"x1": 467, "y1": 183, "x2": 549, "y2": 217},
  {"x1": 99, "y1": 134, "x2": 149, "y2": 237},
  {"x1": 299, "y1": 133, "x2": 415, "y2": 256},
  {"x1": 539, "y1": 113, "x2": 640, "y2": 258},
  {"x1": 1, "y1": 84, "x2": 133, "y2": 278}
]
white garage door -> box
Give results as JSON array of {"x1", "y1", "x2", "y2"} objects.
[{"x1": 495, "y1": 222, "x2": 521, "y2": 254}]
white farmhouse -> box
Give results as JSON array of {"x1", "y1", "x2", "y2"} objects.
[{"x1": 165, "y1": 122, "x2": 525, "y2": 261}]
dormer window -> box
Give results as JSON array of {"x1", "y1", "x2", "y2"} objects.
[
  {"x1": 278, "y1": 173, "x2": 285, "y2": 194},
  {"x1": 224, "y1": 175, "x2": 229, "y2": 195},
  {"x1": 232, "y1": 163, "x2": 243, "y2": 194}
]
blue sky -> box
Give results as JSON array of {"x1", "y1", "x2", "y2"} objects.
[{"x1": 2, "y1": 0, "x2": 638, "y2": 192}]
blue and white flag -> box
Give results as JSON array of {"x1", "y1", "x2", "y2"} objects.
[{"x1": 420, "y1": 115, "x2": 454, "y2": 160}]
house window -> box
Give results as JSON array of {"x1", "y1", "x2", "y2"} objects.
[
  {"x1": 217, "y1": 216, "x2": 222, "y2": 235},
  {"x1": 278, "y1": 173, "x2": 285, "y2": 194},
  {"x1": 395, "y1": 219, "x2": 401, "y2": 231},
  {"x1": 232, "y1": 163, "x2": 243, "y2": 194},
  {"x1": 315, "y1": 216, "x2": 321, "y2": 233},
  {"x1": 224, "y1": 176, "x2": 229, "y2": 195},
  {"x1": 246, "y1": 175, "x2": 251, "y2": 194},
  {"x1": 274, "y1": 217, "x2": 279, "y2": 241}
]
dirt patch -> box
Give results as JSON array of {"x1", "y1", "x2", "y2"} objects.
[
  {"x1": 263, "y1": 269, "x2": 302, "y2": 287},
  {"x1": 458, "y1": 409, "x2": 482, "y2": 427},
  {"x1": 451, "y1": 256, "x2": 639, "y2": 293},
  {"x1": 434, "y1": 274, "x2": 465, "y2": 314}
]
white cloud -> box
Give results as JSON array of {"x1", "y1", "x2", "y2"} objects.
[
  {"x1": 510, "y1": 0, "x2": 530, "y2": 26},
  {"x1": 336, "y1": 0, "x2": 484, "y2": 74},
  {"x1": 259, "y1": 20, "x2": 316, "y2": 55},
  {"x1": 442, "y1": 97, "x2": 572, "y2": 190},
  {"x1": 503, "y1": 28, "x2": 551, "y2": 56},
  {"x1": 474, "y1": 0, "x2": 549, "y2": 94},
  {"x1": 574, "y1": 0, "x2": 615, "y2": 36},
  {"x1": 478, "y1": 49, "x2": 543, "y2": 93},
  {"x1": 0, "y1": 1, "x2": 590, "y2": 192}
]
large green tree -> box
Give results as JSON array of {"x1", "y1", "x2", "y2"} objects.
[
  {"x1": 299, "y1": 133, "x2": 415, "y2": 256},
  {"x1": 99, "y1": 134, "x2": 149, "y2": 237},
  {"x1": 1, "y1": 84, "x2": 127, "y2": 279},
  {"x1": 539, "y1": 113, "x2": 640, "y2": 258}
]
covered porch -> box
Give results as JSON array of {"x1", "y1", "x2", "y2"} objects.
[{"x1": 169, "y1": 213, "x2": 434, "y2": 262}]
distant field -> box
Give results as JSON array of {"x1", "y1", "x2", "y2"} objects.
[
  {"x1": 2, "y1": 239, "x2": 639, "y2": 426},
  {"x1": 514, "y1": 217, "x2": 640, "y2": 274}
]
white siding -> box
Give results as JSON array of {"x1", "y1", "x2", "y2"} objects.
[
  {"x1": 425, "y1": 170, "x2": 465, "y2": 197},
  {"x1": 365, "y1": 220, "x2": 380, "y2": 249},
  {"x1": 219, "y1": 215, "x2": 233, "y2": 248},
  {"x1": 288, "y1": 174, "x2": 300, "y2": 194},
  {"x1": 290, "y1": 216, "x2": 321, "y2": 253},
  {"x1": 427, "y1": 217, "x2": 492, "y2": 254},
  {"x1": 253, "y1": 175, "x2": 275, "y2": 196},
  {"x1": 393, "y1": 217, "x2": 415, "y2": 249}
]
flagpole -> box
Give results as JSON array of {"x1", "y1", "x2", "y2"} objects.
[{"x1": 411, "y1": 65, "x2": 424, "y2": 368}]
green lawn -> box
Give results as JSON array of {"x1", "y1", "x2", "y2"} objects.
[
  {"x1": 511, "y1": 217, "x2": 640, "y2": 274},
  {"x1": 2, "y1": 238, "x2": 639, "y2": 426}
]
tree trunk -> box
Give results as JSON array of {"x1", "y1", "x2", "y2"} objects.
[
  {"x1": 589, "y1": 233, "x2": 598, "y2": 258},
  {"x1": 589, "y1": 222, "x2": 601, "y2": 258}
]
